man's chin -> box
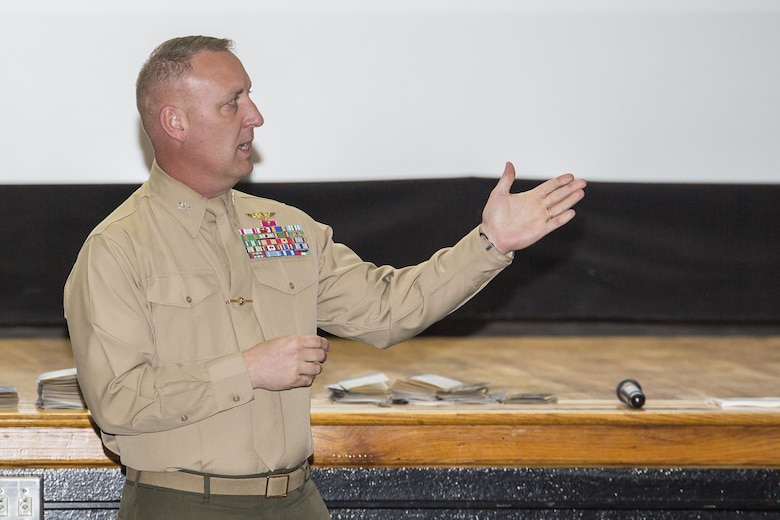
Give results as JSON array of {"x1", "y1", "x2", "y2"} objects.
[{"x1": 238, "y1": 162, "x2": 255, "y2": 179}]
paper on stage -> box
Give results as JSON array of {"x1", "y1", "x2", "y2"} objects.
[
  {"x1": 324, "y1": 372, "x2": 393, "y2": 405},
  {"x1": 390, "y1": 374, "x2": 493, "y2": 404},
  {"x1": 37, "y1": 367, "x2": 88, "y2": 409},
  {"x1": 711, "y1": 397, "x2": 780, "y2": 409},
  {"x1": 0, "y1": 386, "x2": 19, "y2": 409}
]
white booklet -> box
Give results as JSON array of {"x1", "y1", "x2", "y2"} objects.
[
  {"x1": 37, "y1": 368, "x2": 87, "y2": 409},
  {"x1": 325, "y1": 372, "x2": 392, "y2": 405}
]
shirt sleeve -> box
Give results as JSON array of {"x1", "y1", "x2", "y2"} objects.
[
  {"x1": 64, "y1": 233, "x2": 254, "y2": 436},
  {"x1": 315, "y1": 225, "x2": 513, "y2": 348}
]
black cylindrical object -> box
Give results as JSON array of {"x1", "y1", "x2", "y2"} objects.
[{"x1": 617, "y1": 379, "x2": 645, "y2": 409}]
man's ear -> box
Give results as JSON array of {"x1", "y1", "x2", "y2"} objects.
[{"x1": 159, "y1": 106, "x2": 187, "y2": 143}]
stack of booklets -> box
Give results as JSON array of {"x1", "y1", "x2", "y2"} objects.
[
  {"x1": 0, "y1": 386, "x2": 19, "y2": 409},
  {"x1": 390, "y1": 374, "x2": 494, "y2": 405},
  {"x1": 326, "y1": 373, "x2": 500, "y2": 406},
  {"x1": 37, "y1": 368, "x2": 88, "y2": 409},
  {"x1": 327, "y1": 372, "x2": 559, "y2": 406},
  {"x1": 325, "y1": 372, "x2": 393, "y2": 406}
]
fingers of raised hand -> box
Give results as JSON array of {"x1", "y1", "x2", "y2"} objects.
[{"x1": 540, "y1": 175, "x2": 586, "y2": 224}]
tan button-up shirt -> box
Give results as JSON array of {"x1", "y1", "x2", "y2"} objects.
[{"x1": 64, "y1": 162, "x2": 512, "y2": 475}]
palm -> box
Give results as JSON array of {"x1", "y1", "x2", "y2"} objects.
[{"x1": 480, "y1": 162, "x2": 586, "y2": 253}]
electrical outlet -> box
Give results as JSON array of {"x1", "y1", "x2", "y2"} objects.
[{"x1": 0, "y1": 478, "x2": 41, "y2": 520}]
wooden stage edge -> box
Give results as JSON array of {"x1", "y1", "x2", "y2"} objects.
[{"x1": 3, "y1": 335, "x2": 780, "y2": 469}]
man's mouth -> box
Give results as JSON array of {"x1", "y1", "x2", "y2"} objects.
[{"x1": 238, "y1": 142, "x2": 251, "y2": 152}]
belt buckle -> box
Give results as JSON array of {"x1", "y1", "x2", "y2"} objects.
[{"x1": 265, "y1": 474, "x2": 290, "y2": 498}]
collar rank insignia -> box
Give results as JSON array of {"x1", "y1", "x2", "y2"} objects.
[{"x1": 247, "y1": 212, "x2": 276, "y2": 221}]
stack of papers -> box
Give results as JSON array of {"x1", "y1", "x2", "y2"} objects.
[
  {"x1": 391, "y1": 374, "x2": 494, "y2": 405},
  {"x1": 326, "y1": 372, "x2": 558, "y2": 407},
  {"x1": 325, "y1": 372, "x2": 393, "y2": 405},
  {"x1": 37, "y1": 368, "x2": 88, "y2": 409},
  {"x1": 0, "y1": 386, "x2": 19, "y2": 410}
]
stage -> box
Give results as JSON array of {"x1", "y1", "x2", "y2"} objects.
[{"x1": 2, "y1": 335, "x2": 780, "y2": 517}]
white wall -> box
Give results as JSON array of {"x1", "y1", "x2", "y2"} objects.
[{"x1": 2, "y1": 0, "x2": 779, "y2": 184}]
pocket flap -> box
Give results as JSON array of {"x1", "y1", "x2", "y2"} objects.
[{"x1": 147, "y1": 271, "x2": 220, "y2": 307}]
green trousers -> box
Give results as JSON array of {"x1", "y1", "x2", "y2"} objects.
[{"x1": 117, "y1": 478, "x2": 331, "y2": 519}]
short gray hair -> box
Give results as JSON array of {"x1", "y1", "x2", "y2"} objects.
[{"x1": 136, "y1": 36, "x2": 234, "y2": 138}]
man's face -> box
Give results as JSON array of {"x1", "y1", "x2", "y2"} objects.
[{"x1": 178, "y1": 50, "x2": 264, "y2": 188}]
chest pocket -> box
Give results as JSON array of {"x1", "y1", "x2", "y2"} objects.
[
  {"x1": 250, "y1": 257, "x2": 318, "y2": 336},
  {"x1": 147, "y1": 271, "x2": 233, "y2": 362}
]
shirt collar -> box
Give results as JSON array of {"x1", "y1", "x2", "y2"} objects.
[{"x1": 147, "y1": 160, "x2": 237, "y2": 238}]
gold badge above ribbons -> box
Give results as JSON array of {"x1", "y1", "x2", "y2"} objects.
[{"x1": 247, "y1": 212, "x2": 276, "y2": 221}]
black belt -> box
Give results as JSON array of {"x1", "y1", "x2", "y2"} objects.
[{"x1": 125, "y1": 461, "x2": 310, "y2": 498}]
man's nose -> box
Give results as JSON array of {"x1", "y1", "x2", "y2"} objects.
[{"x1": 245, "y1": 100, "x2": 264, "y2": 128}]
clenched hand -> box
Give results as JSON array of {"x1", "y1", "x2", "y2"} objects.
[{"x1": 242, "y1": 335, "x2": 331, "y2": 390}]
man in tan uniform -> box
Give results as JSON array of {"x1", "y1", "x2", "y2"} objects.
[{"x1": 64, "y1": 36, "x2": 586, "y2": 519}]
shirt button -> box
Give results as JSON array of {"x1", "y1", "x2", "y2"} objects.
[
  {"x1": 289, "y1": 282, "x2": 295, "y2": 290},
  {"x1": 186, "y1": 296, "x2": 192, "y2": 303},
  {"x1": 232, "y1": 394, "x2": 241, "y2": 403},
  {"x1": 180, "y1": 415, "x2": 189, "y2": 423}
]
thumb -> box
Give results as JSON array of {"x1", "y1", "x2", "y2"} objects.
[{"x1": 493, "y1": 161, "x2": 516, "y2": 195}]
